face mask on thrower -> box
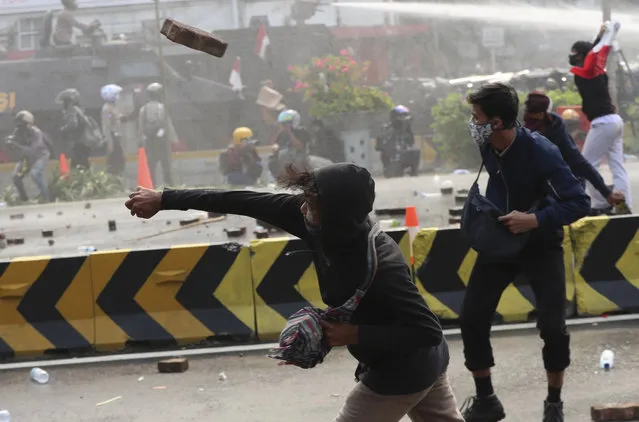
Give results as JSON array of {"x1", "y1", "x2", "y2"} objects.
[{"x1": 468, "y1": 119, "x2": 494, "y2": 147}]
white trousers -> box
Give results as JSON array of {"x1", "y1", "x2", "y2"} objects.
[{"x1": 581, "y1": 114, "x2": 632, "y2": 209}]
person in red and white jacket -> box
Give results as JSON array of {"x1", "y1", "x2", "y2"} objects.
[{"x1": 569, "y1": 20, "x2": 632, "y2": 213}]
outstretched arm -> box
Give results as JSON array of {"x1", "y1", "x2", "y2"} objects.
[{"x1": 127, "y1": 187, "x2": 308, "y2": 239}]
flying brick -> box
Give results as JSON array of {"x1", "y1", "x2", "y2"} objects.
[{"x1": 160, "y1": 18, "x2": 228, "y2": 58}]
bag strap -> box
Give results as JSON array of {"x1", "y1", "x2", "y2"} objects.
[
  {"x1": 473, "y1": 160, "x2": 485, "y2": 185},
  {"x1": 323, "y1": 223, "x2": 382, "y2": 318},
  {"x1": 357, "y1": 223, "x2": 382, "y2": 294}
]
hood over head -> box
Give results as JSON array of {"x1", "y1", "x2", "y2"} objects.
[
  {"x1": 571, "y1": 41, "x2": 593, "y2": 56},
  {"x1": 313, "y1": 163, "x2": 375, "y2": 243}
]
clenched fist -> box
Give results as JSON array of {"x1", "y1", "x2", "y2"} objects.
[{"x1": 125, "y1": 187, "x2": 162, "y2": 219}]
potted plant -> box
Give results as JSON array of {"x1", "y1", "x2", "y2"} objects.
[{"x1": 288, "y1": 50, "x2": 393, "y2": 169}]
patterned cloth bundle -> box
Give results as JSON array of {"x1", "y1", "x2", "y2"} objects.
[{"x1": 268, "y1": 224, "x2": 381, "y2": 369}]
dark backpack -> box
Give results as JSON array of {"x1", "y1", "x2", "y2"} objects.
[{"x1": 75, "y1": 106, "x2": 104, "y2": 149}]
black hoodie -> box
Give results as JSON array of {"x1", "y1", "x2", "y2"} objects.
[{"x1": 161, "y1": 163, "x2": 448, "y2": 395}]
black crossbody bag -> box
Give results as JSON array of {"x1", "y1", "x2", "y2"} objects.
[{"x1": 461, "y1": 162, "x2": 539, "y2": 260}]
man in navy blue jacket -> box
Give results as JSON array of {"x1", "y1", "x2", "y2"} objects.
[
  {"x1": 459, "y1": 83, "x2": 590, "y2": 422},
  {"x1": 523, "y1": 91, "x2": 626, "y2": 214}
]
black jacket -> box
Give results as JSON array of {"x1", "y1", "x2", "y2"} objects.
[
  {"x1": 161, "y1": 163, "x2": 447, "y2": 395},
  {"x1": 481, "y1": 128, "x2": 590, "y2": 244},
  {"x1": 542, "y1": 112, "x2": 611, "y2": 200}
]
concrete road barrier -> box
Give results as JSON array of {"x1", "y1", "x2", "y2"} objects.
[{"x1": 0, "y1": 217, "x2": 638, "y2": 360}]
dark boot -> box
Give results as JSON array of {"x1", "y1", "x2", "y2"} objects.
[
  {"x1": 460, "y1": 394, "x2": 506, "y2": 422},
  {"x1": 543, "y1": 400, "x2": 564, "y2": 422}
]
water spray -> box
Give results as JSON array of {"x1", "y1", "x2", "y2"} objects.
[{"x1": 331, "y1": 2, "x2": 639, "y2": 34}]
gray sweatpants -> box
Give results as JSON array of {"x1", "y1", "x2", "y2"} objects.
[
  {"x1": 334, "y1": 372, "x2": 464, "y2": 422},
  {"x1": 582, "y1": 114, "x2": 632, "y2": 209}
]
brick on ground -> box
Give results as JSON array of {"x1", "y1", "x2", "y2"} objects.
[
  {"x1": 591, "y1": 403, "x2": 639, "y2": 421},
  {"x1": 157, "y1": 358, "x2": 189, "y2": 374}
]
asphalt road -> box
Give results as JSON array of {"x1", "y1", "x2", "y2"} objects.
[
  {"x1": 0, "y1": 322, "x2": 637, "y2": 421},
  {"x1": 1, "y1": 161, "x2": 638, "y2": 260}
]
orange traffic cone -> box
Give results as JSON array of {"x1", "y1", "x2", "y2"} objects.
[
  {"x1": 59, "y1": 153, "x2": 70, "y2": 178},
  {"x1": 137, "y1": 147, "x2": 153, "y2": 189},
  {"x1": 405, "y1": 206, "x2": 419, "y2": 266}
]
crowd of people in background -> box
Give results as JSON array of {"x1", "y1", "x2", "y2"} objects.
[{"x1": 4, "y1": 80, "x2": 176, "y2": 203}]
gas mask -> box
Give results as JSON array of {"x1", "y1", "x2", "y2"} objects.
[{"x1": 468, "y1": 118, "x2": 494, "y2": 147}]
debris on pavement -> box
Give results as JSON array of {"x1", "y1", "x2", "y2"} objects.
[
  {"x1": 224, "y1": 227, "x2": 246, "y2": 238},
  {"x1": 454, "y1": 194, "x2": 468, "y2": 206},
  {"x1": 84, "y1": 202, "x2": 92, "y2": 209},
  {"x1": 0, "y1": 409, "x2": 10, "y2": 421},
  {"x1": 30, "y1": 367, "x2": 49, "y2": 384},
  {"x1": 7, "y1": 238, "x2": 24, "y2": 245},
  {"x1": 41, "y1": 230, "x2": 53, "y2": 238},
  {"x1": 591, "y1": 403, "x2": 639, "y2": 421},
  {"x1": 179, "y1": 218, "x2": 200, "y2": 226},
  {"x1": 96, "y1": 396, "x2": 122, "y2": 407},
  {"x1": 158, "y1": 358, "x2": 189, "y2": 373},
  {"x1": 218, "y1": 372, "x2": 227, "y2": 381},
  {"x1": 9, "y1": 214, "x2": 24, "y2": 220},
  {"x1": 152, "y1": 386, "x2": 167, "y2": 390},
  {"x1": 48, "y1": 240, "x2": 55, "y2": 246},
  {"x1": 449, "y1": 207, "x2": 463, "y2": 217},
  {"x1": 373, "y1": 208, "x2": 405, "y2": 217},
  {"x1": 137, "y1": 376, "x2": 144, "y2": 382},
  {"x1": 254, "y1": 228, "x2": 269, "y2": 239},
  {"x1": 108, "y1": 220, "x2": 117, "y2": 232}
]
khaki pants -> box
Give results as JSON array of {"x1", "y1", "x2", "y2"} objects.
[{"x1": 335, "y1": 372, "x2": 464, "y2": 422}]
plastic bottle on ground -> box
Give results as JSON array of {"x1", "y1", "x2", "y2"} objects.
[
  {"x1": 600, "y1": 349, "x2": 614, "y2": 370},
  {"x1": 0, "y1": 409, "x2": 10, "y2": 422},
  {"x1": 30, "y1": 367, "x2": 50, "y2": 384}
]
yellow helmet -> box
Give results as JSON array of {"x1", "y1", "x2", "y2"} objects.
[
  {"x1": 233, "y1": 127, "x2": 253, "y2": 145},
  {"x1": 561, "y1": 109, "x2": 580, "y2": 121}
]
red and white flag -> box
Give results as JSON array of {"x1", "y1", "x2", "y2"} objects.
[
  {"x1": 229, "y1": 56, "x2": 244, "y2": 97},
  {"x1": 255, "y1": 22, "x2": 270, "y2": 61}
]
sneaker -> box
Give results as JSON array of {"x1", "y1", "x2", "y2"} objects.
[
  {"x1": 460, "y1": 394, "x2": 506, "y2": 422},
  {"x1": 543, "y1": 400, "x2": 564, "y2": 422}
]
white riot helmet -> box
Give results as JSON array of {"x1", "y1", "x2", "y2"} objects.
[
  {"x1": 15, "y1": 110, "x2": 35, "y2": 126},
  {"x1": 100, "y1": 84, "x2": 123, "y2": 103}
]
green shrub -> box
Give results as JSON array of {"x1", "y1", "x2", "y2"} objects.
[
  {"x1": 289, "y1": 50, "x2": 394, "y2": 119},
  {"x1": 430, "y1": 91, "x2": 479, "y2": 168}
]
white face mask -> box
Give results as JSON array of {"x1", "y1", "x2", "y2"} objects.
[{"x1": 468, "y1": 118, "x2": 494, "y2": 147}]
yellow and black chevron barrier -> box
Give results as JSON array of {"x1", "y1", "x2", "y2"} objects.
[
  {"x1": 0, "y1": 255, "x2": 94, "y2": 358},
  {"x1": 4, "y1": 216, "x2": 639, "y2": 361},
  {"x1": 570, "y1": 215, "x2": 639, "y2": 316},
  {"x1": 413, "y1": 226, "x2": 575, "y2": 322},
  {"x1": 250, "y1": 229, "x2": 410, "y2": 339},
  {"x1": 91, "y1": 242, "x2": 255, "y2": 350}
]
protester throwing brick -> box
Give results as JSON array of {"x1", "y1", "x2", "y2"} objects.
[
  {"x1": 459, "y1": 83, "x2": 590, "y2": 422},
  {"x1": 125, "y1": 163, "x2": 464, "y2": 422},
  {"x1": 569, "y1": 21, "x2": 632, "y2": 214}
]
